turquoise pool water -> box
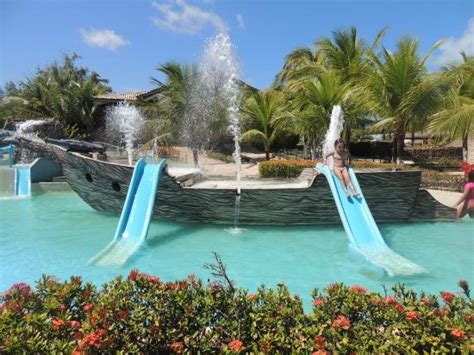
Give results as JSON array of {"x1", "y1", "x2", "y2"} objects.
[{"x1": 1, "y1": 189, "x2": 473, "y2": 306}]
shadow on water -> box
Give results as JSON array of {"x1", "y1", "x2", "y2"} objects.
[{"x1": 145, "y1": 225, "x2": 197, "y2": 249}]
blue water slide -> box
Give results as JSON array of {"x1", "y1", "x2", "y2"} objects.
[
  {"x1": 0, "y1": 145, "x2": 14, "y2": 167},
  {"x1": 15, "y1": 166, "x2": 31, "y2": 196},
  {"x1": 90, "y1": 158, "x2": 167, "y2": 266},
  {"x1": 316, "y1": 163, "x2": 426, "y2": 276}
]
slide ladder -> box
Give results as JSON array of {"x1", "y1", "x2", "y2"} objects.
[
  {"x1": 316, "y1": 163, "x2": 425, "y2": 276},
  {"x1": 90, "y1": 158, "x2": 166, "y2": 266}
]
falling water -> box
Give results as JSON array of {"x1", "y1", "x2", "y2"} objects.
[
  {"x1": 15, "y1": 120, "x2": 46, "y2": 136},
  {"x1": 14, "y1": 119, "x2": 46, "y2": 163},
  {"x1": 323, "y1": 105, "x2": 345, "y2": 167},
  {"x1": 189, "y1": 33, "x2": 244, "y2": 233},
  {"x1": 106, "y1": 102, "x2": 144, "y2": 166}
]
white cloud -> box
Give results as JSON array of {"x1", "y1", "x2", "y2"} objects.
[
  {"x1": 236, "y1": 14, "x2": 245, "y2": 29},
  {"x1": 80, "y1": 28, "x2": 129, "y2": 51},
  {"x1": 151, "y1": 0, "x2": 227, "y2": 35},
  {"x1": 433, "y1": 18, "x2": 474, "y2": 67}
]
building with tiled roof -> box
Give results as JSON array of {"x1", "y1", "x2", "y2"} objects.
[{"x1": 93, "y1": 88, "x2": 163, "y2": 106}]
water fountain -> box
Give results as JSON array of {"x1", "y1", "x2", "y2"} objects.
[
  {"x1": 323, "y1": 105, "x2": 345, "y2": 166},
  {"x1": 106, "y1": 102, "x2": 144, "y2": 166},
  {"x1": 186, "y1": 32, "x2": 244, "y2": 233}
]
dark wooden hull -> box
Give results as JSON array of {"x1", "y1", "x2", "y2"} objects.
[{"x1": 51, "y1": 146, "x2": 456, "y2": 225}]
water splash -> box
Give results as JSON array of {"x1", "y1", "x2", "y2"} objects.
[
  {"x1": 15, "y1": 120, "x2": 46, "y2": 136},
  {"x1": 187, "y1": 33, "x2": 242, "y2": 180},
  {"x1": 322, "y1": 105, "x2": 344, "y2": 167},
  {"x1": 106, "y1": 102, "x2": 144, "y2": 166}
]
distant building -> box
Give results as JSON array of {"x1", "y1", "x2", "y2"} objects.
[{"x1": 93, "y1": 88, "x2": 163, "y2": 108}]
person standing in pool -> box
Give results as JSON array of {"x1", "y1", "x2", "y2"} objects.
[
  {"x1": 453, "y1": 170, "x2": 474, "y2": 218},
  {"x1": 324, "y1": 139, "x2": 359, "y2": 198}
]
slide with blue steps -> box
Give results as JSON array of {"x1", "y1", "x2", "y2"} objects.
[
  {"x1": 90, "y1": 158, "x2": 167, "y2": 266},
  {"x1": 316, "y1": 163, "x2": 426, "y2": 276}
]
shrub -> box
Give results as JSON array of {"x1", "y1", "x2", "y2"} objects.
[
  {"x1": 1, "y1": 274, "x2": 472, "y2": 353},
  {"x1": 259, "y1": 160, "x2": 317, "y2": 178},
  {"x1": 421, "y1": 170, "x2": 465, "y2": 192}
]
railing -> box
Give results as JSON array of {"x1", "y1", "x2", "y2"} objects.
[{"x1": 0, "y1": 145, "x2": 14, "y2": 167}]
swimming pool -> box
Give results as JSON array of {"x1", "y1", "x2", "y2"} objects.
[{"x1": 1, "y1": 188, "x2": 472, "y2": 306}]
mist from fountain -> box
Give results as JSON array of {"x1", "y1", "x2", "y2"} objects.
[
  {"x1": 106, "y1": 102, "x2": 144, "y2": 166},
  {"x1": 187, "y1": 32, "x2": 244, "y2": 234},
  {"x1": 323, "y1": 105, "x2": 345, "y2": 167}
]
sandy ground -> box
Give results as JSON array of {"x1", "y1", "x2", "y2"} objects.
[{"x1": 172, "y1": 147, "x2": 260, "y2": 177}]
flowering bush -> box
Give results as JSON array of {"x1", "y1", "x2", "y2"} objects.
[
  {"x1": 259, "y1": 159, "x2": 317, "y2": 178},
  {"x1": 1, "y1": 273, "x2": 473, "y2": 353}
]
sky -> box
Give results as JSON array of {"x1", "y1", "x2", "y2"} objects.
[{"x1": 1, "y1": 0, "x2": 473, "y2": 92}]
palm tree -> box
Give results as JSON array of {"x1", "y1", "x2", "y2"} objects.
[
  {"x1": 285, "y1": 69, "x2": 351, "y2": 159},
  {"x1": 365, "y1": 36, "x2": 450, "y2": 163},
  {"x1": 241, "y1": 90, "x2": 288, "y2": 160},
  {"x1": 428, "y1": 53, "x2": 474, "y2": 160}
]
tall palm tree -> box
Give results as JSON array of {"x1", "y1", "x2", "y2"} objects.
[
  {"x1": 241, "y1": 90, "x2": 288, "y2": 160},
  {"x1": 365, "y1": 36, "x2": 450, "y2": 163},
  {"x1": 286, "y1": 70, "x2": 351, "y2": 159},
  {"x1": 428, "y1": 54, "x2": 474, "y2": 160}
]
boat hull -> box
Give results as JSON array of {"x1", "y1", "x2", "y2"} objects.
[{"x1": 52, "y1": 146, "x2": 456, "y2": 225}]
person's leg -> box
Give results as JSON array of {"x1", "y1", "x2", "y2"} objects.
[
  {"x1": 342, "y1": 167, "x2": 359, "y2": 196},
  {"x1": 334, "y1": 168, "x2": 349, "y2": 197},
  {"x1": 457, "y1": 203, "x2": 467, "y2": 218}
]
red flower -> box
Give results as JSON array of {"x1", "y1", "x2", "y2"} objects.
[
  {"x1": 348, "y1": 285, "x2": 367, "y2": 294},
  {"x1": 247, "y1": 294, "x2": 256, "y2": 300},
  {"x1": 228, "y1": 339, "x2": 244, "y2": 352},
  {"x1": 4, "y1": 283, "x2": 31, "y2": 298},
  {"x1": 313, "y1": 297, "x2": 324, "y2": 306},
  {"x1": 98, "y1": 307, "x2": 107, "y2": 318},
  {"x1": 394, "y1": 302, "x2": 405, "y2": 313},
  {"x1": 405, "y1": 311, "x2": 420, "y2": 321},
  {"x1": 81, "y1": 329, "x2": 107, "y2": 349},
  {"x1": 145, "y1": 274, "x2": 161, "y2": 285},
  {"x1": 312, "y1": 351, "x2": 329, "y2": 355},
  {"x1": 332, "y1": 315, "x2": 351, "y2": 330},
  {"x1": 314, "y1": 335, "x2": 326, "y2": 349},
  {"x1": 83, "y1": 304, "x2": 94, "y2": 312},
  {"x1": 383, "y1": 295, "x2": 397, "y2": 304},
  {"x1": 464, "y1": 313, "x2": 474, "y2": 323},
  {"x1": 421, "y1": 297, "x2": 430, "y2": 306},
  {"x1": 434, "y1": 308, "x2": 446, "y2": 318},
  {"x1": 67, "y1": 320, "x2": 81, "y2": 328},
  {"x1": 118, "y1": 310, "x2": 129, "y2": 320},
  {"x1": 294, "y1": 295, "x2": 301, "y2": 301},
  {"x1": 52, "y1": 319, "x2": 65, "y2": 330},
  {"x1": 451, "y1": 328, "x2": 465, "y2": 341},
  {"x1": 170, "y1": 341, "x2": 184, "y2": 354},
  {"x1": 128, "y1": 269, "x2": 140, "y2": 281},
  {"x1": 185, "y1": 306, "x2": 193, "y2": 314},
  {"x1": 440, "y1": 291, "x2": 454, "y2": 304}
]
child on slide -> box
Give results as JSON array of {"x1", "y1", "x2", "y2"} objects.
[
  {"x1": 453, "y1": 170, "x2": 474, "y2": 218},
  {"x1": 324, "y1": 139, "x2": 359, "y2": 198}
]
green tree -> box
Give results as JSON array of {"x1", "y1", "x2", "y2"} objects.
[
  {"x1": 0, "y1": 54, "x2": 110, "y2": 135},
  {"x1": 428, "y1": 53, "x2": 474, "y2": 161},
  {"x1": 365, "y1": 37, "x2": 450, "y2": 163},
  {"x1": 241, "y1": 90, "x2": 288, "y2": 160}
]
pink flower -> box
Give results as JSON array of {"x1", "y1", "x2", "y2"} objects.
[
  {"x1": 83, "y1": 304, "x2": 94, "y2": 312},
  {"x1": 68, "y1": 320, "x2": 81, "y2": 328},
  {"x1": 127, "y1": 269, "x2": 140, "y2": 281},
  {"x1": 313, "y1": 297, "x2": 324, "y2": 306},
  {"x1": 440, "y1": 291, "x2": 454, "y2": 304},
  {"x1": 383, "y1": 295, "x2": 397, "y2": 304},
  {"x1": 405, "y1": 311, "x2": 420, "y2": 321},
  {"x1": 348, "y1": 285, "x2": 367, "y2": 294},
  {"x1": 247, "y1": 294, "x2": 256, "y2": 300},
  {"x1": 228, "y1": 339, "x2": 244, "y2": 352},
  {"x1": 332, "y1": 315, "x2": 351, "y2": 330}
]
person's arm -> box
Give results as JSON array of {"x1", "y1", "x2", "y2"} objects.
[
  {"x1": 347, "y1": 150, "x2": 353, "y2": 165},
  {"x1": 453, "y1": 186, "x2": 469, "y2": 207},
  {"x1": 324, "y1": 152, "x2": 334, "y2": 164}
]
